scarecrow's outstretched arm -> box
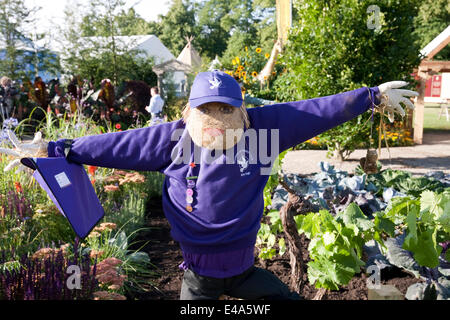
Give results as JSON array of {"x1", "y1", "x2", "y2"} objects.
[
  {"x1": 249, "y1": 82, "x2": 417, "y2": 151},
  {"x1": 47, "y1": 120, "x2": 183, "y2": 172}
]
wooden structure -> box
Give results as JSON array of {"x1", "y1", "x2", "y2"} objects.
[
  {"x1": 152, "y1": 59, "x2": 192, "y2": 96},
  {"x1": 152, "y1": 37, "x2": 202, "y2": 96},
  {"x1": 414, "y1": 25, "x2": 450, "y2": 144}
]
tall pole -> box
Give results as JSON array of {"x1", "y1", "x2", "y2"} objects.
[{"x1": 276, "y1": 0, "x2": 292, "y2": 46}]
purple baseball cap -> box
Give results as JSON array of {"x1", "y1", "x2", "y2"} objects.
[{"x1": 189, "y1": 70, "x2": 243, "y2": 108}]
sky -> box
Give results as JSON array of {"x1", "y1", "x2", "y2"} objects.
[{"x1": 23, "y1": 0, "x2": 171, "y2": 38}]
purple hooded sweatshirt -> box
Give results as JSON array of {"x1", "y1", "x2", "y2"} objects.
[{"x1": 48, "y1": 87, "x2": 381, "y2": 278}]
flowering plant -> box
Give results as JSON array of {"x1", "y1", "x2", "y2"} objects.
[{"x1": 223, "y1": 45, "x2": 282, "y2": 102}]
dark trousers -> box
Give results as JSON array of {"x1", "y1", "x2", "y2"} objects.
[{"x1": 180, "y1": 266, "x2": 301, "y2": 300}]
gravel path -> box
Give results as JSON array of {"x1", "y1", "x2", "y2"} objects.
[{"x1": 282, "y1": 131, "x2": 450, "y2": 176}]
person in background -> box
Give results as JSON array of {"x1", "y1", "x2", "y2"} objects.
[
  {"x1": 0, "y1": 76, "x2": 18, "y2": 120},
  {"x1": 145, "y1": 86, "x2": 165, "y2": 125}
]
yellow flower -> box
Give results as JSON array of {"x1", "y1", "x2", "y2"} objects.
[
  {"x1": 256, "y1": 48, "x2": 262, "y2": 53},
  {"x1": 252, "y1": 71, "x2": 258, "y2": 77},
  {"x1": 265, "y1": 53, "x2": 270, "y2": 59},
  {"x1": 245, "y1": 46, "x2": 248, "y2": 52},
  {"x1": 235, "y1": 56, "x2": 240, "y2": 64},
  {"x1": 232, "y1": 59, "x2": 236, "y2": 65}
]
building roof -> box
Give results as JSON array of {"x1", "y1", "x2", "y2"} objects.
[
  {"x1": 420, "y1": 25, "x2": 450, "y2": 59},
  {"x1": 177, "y1": 36, "x2": 202, "y2": 68},
  {"x1": 152, "y1": 59, "x2": 192, "y2": 75},
  {"x1": 36, "y1": 34, "x2": 175, "y2": 65}
]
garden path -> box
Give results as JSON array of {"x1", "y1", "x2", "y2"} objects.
[{"x1": 282, "y1": 131, "x2": 450, "y2": 176}]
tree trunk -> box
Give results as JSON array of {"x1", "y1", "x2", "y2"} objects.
[
  {"x1": 332, "y1": 142, "x2": 344, "y2": 161},
  {"x1": 278, "y1": 179, "x2": 319, "y2": 294},
  {"x1": 279, "y1": 200, "x2": 304, "y2": 293}
]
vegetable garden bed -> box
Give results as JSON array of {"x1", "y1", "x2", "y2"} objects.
[
  {"x1": 132, "y1": 197, "x2": 424, "y2": 300},
  {"x1": 137, "y1": 163, "x2": 449, "y2": 300}
]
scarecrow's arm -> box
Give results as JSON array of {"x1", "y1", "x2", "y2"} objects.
[
  {"x1": 47, "y1": 120, "x2": 183, "y2": 172},
  {"x1": 250, "y1": 83, "x2": 416, "y2": 151}
]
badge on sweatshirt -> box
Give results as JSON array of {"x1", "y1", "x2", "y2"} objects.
[{"x1": 186, "y1": 176, "x2": 197, "y2": 212}]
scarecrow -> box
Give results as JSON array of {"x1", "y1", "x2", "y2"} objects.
[{"x1": 0, "y1": 70, "x2": 417, "y2": 300}]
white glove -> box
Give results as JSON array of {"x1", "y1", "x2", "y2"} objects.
[
  {"x1": 0, "y1": 130, "x2": 48, "y2": 172},
  {"x1": 378, "y1": 81, "x2": 418, "y2": 122}
]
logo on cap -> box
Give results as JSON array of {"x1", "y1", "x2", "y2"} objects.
[{"x1": 209, "y1": 75, "x2": 222, "y2": 89}]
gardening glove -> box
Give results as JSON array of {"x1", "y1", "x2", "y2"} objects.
[
  {"x1": 0, "y1": 130, "x2": 48, "y2": 173},
  {"x1": 377, "y1": 81, "x2": 418, "y2": 122}
]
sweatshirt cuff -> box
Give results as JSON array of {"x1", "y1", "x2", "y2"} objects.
[
  {"x1": 47, "y1": 139, "x2": 73, "y2": 158},
  {"x1": 370, "y1": 86, "x2": 382, "y2": 105}
]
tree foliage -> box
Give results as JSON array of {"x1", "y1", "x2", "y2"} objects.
[
  {"x1": 0, "y1": 0, "x2": 58, "y2": 79},
  {"x1": 157, "y1": 0, "x2": 199, "y2": 57},
  {"x1": 413, "y1": 0, "x2": 450, "y2": 60},
  {"x1": 61, "y1": 0, "x2": 156, "y2": 88},
  {"x1": 274, "y1": 0, "x2": 422, "y2": 159}
]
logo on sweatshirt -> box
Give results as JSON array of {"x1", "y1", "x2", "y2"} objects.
[{"x1": 235, "y1": 150, "x2": 252, "y2": 176}]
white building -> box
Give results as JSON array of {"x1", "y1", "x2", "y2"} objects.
[{"x1": 37, "y1": 35, "x2": 187, "y2": 94}]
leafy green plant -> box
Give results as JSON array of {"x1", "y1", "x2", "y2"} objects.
[
  {"x1": 295, "y1": 203, "x2": 382, "y2": 290},
  {"x1": 83, "y1": 224, "x2": 156, "y2": 295},
  {"x1": 257, "y1": 149, "x2": 289, "y2": 259},
  {"x1": 383, "y1": 190, "x2": 450, "y2": 268},
  {"x1": 256, "y1": 210, "x2": 286, "y2": 260},
  {"x1": 362, "y1": 168, "x2": 448, "y2": 197},
  {"x1": 263, "y1": 149, "x2": 289, "y2": 210}
]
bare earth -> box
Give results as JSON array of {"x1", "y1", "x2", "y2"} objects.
[{"x1": 282, "y1": 131, "x2": 450, "y2": 176}]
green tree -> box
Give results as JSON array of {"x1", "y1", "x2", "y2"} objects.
[
  {"x1": 0, "y1": 0, "x2": 36, "y2": 78},
  {"x1": 413, "y1": 0, "x2": 450, "y2": 60},
  {"x1": 157, "y1": 0, "x2": 199, "y2": 57},
  {"x1": 220, "y1": 0, "x2": 277, "y2": 64},
  {"x1": 61, "y1": 0, "x2": 156, "y2": 87},
  {"x1": 80, "y1": 7, "x2": 158, "y2": 37},
  {"x1": 274, "y1": 0, "x2": 421, "y2": 160},
  {"x1": 196, "y1": 0, "x2": 232, "y2": 59}
]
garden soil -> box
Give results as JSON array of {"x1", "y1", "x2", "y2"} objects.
[
  {"x1": 129, "y1": 131, "x2": 448, "y2": 300},
  {"x1": 131, "y1": 196, "x2": 422, "y2": 301}
]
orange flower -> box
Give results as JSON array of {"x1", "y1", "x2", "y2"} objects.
[
  {"x1": 91, "y1": 179, "x2": 96, "y2": 185},
  {"x1": 14, "y1": 182, "x2": 23, "y2": 193},
  {"x1": 252, "y1": 71, "x2": 258, "y2": 77},
  {"x1": 88, "y1": 165, "x2": 98, "y2": 176}
]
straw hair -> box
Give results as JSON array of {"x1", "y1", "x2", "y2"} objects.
[{"x1": 182, "y1": 102, "x2": 251, "y2": 129}]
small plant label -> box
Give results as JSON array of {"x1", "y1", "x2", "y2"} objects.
[{"x1": 55, "y1": 172, "x2": 71, "y2": 188}]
